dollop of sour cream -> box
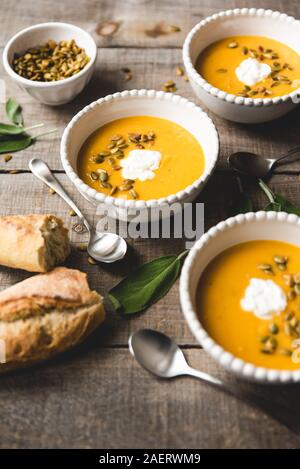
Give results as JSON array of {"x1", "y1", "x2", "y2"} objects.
[
  {"x1": 235, "y1": 58, "x2": 271, "y2": 86},
  {"x1": 121, "y1": 149, "x2": 162, "y2": 182},
  {"x1": 240, "y1": 278, "x2": 287, "y2": 320}
]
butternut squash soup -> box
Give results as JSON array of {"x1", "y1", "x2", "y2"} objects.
[
  {"x1": 77, "y1": 116, "x2": 205, "y2": 200},
  {"x1": 197, "y1": 240, "x2": 300, "y2": 370},
  {"x1": 196, "y1": 36, "x2": 300, "y2": 98}
]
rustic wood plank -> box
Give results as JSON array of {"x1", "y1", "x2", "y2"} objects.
[
  {"x1": 0, "y1": 172, "x2": 300, "y2": 348},
  {"x1": 1, "y1": 0, "x2": 300, "y2": 49},
  {"x1": 0, "y1": 347, "x2": 299, "y2": 449},
  {"x1": 1, "y1": 48, "x2": 300, "y2": 173}
]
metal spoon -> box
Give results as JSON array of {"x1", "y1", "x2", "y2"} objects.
[
  {"x1": 129, "y1": 329, "x2": 300, "y2": 434},
  {"x1": 29, "y1": 158, "x2": 127, "y2": 263},
  {"x1": 228, "y1": 147, "x2": 300, "y2": 178}
]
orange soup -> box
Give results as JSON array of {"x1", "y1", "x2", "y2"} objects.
[
  {"x1": 196, "y1": 36, "x2": 300, "y2": 98},
  {"x1": 77, "y1": 116, "x2": 205, "y2": 201},
  {"x1": 197, "y1": 240, "x2": 300, "y2": 370}
]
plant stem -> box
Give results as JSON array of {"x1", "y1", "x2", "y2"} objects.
[
  {"x1": 177, "y1": 250, "x2": 189, "y2": 261},
  {"x1": 259, "y1": 179, "x2": 275, "y2": 204},
  {"x1": 24, "y1": 123, "x2": 44, "y2": 132},
  {"x1": 33, "y1": 128, "x2": 57, "y2": 140}
]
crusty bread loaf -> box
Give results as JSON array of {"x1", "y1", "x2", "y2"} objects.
[
  {"x1": 0, "y1": 267, "x2": 105, "y2": 372},
  {"x1": 0, "y1": 214, "x2": 70, "y2": 272}
]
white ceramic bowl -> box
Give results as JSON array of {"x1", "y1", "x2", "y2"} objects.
[
  {"x1": 3, "y1": 22, "x2": 97, "y2": 106},
  {"x1": 61, "y1": 89, "x2": 219, "y2": 221},
  {"x1": 180, "y1": 211, "x2": 300, "y2": 384},
  {"x1": 183, "y1": 8, "x2": 300, "y2": 123}
]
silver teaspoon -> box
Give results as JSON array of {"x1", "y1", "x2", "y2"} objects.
[
  {"x1": 29, "y1": 158, "x2": 127, "y2": 263},
  {"x1": 129, "y1": 329, "x2": 300, "y2": 434},
  {"x1": 228, "y1": 146, "x2": 300, "y2": 178}
]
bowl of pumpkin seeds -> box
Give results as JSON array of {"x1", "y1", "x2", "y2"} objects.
[{"x1": 3, "y1": 22, "x2": 97, "y2": 105}]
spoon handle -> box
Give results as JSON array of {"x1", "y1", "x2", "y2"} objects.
[
  {"x1": 29, "y1": 158, "x2": 90, "y2": 231},
  {"x1": 187, "y1": 366, "x2": 300, "y2": 434}
]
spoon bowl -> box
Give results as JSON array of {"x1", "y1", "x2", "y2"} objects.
[
  {"x1": 29, "y1": 158, "x2": 127, "y2": 263},
  {"x1": 129, "y1": 329, "x2": 187, "y2": 378},
  {"x1": 228, "y1": 147, "x2": 300, "y2": 178}
]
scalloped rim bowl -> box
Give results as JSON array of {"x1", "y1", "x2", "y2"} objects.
[
  {"x1": 183, "y1": 8, "x2": 300, "y2": 123},
  {"x1": 180, "y1": 211, "x2": 300, "y2": 384},
  {"x1": 3, "y1": 22, "x2": 97, "y2": 105},
  {"x1": 60, "y1": 89, "x2": 219, "y2": 220}
]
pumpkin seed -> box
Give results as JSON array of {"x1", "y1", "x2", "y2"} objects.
[
  {"x1": 92, "y1": 154, "x2": 105, "y2": 164},
  {"x1": 100, "y1": 181, "x2": 112, "y2": 189},
  {"x1": 243, "y1": 85, "x2": 251, "y2": 92},
  {"x1": 274, "y1": 255, "x2": 288, "y2": 264},
  {"x1": 4, "y1": 154, "x2": 12, "y2": 162},
  {"x1": 228, "y1": 41, "x2": 238, "y2": 49},
  {"x1": 217, "y1": 68, "x2": 227, "y2": 73},
  {"x1": 258, "y1": 263, "x2": 273, "y2": 274},
  {"x1": 69, "y1": 210, "x2": 76, "y2": 217},
  {"x1": 110, "y1": 186, "x2": 117, "y2": 196},
  {"x1": 241, "y1": 46, "x2": 248, "y2": 55},
  {"x1": 294, "y1": 273, "x2": 300, "y2": 284},
  {"x1": 176, "y1": 66, "x2": 184, "y2": 76},
  {"x1": 90, "y1": 171, "x2": 99, "y2": 181},
  {"x1": 77, "y1": 243, "x2": 87, "y2": 252},
  {"x1": 87, "y1": 256, "x2": 98, "y2": 265},
  {"x1": 108, "y1": 157, "x2": 116, "y2": 165},
  {"x1": 49, "y1": 188, "x2": 56, "y2": 195},
  {"x1": 279, "y1": 349, "x2": 292, "y2": 357},
  {"x1": 294, "y1": 284, "x2": 300, "y2": 295},
  {"x1": 169, "y1": 25, "x2": 181, "y2": 32},
  {"x1": 249, "y1": 90, "x2": 258, "y2": 96},
  {"x1": 283, "y1": 274, "x2": 295, "y2": 287},
  {"x1": 288, "y1": 290, "x2": 296, "y2": 301},
  {"x1": 99, "y1": 170, "x2": 108, "y2": 182},
  {"x1": 111, "y1": 134, "x2": 122, "y2": 141},
  {"x1": 124, "y1": 179, "x2": 135, "y2": 185},
  {"x1": 129, "y1": 188, "x2": 138, "y2": 199},
  {"x1": 269, "y1": 323, "x2": 279, "y2": 335},
  {"x1": 112, "y1": 165, "x2": 121, "y2": 171},
  {"x1": 119, "y1": 183, "x2": 133, "y2": 191}
]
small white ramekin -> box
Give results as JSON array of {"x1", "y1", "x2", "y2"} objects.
[
  {"x1": 183, "y1": 8, "x2": 300, "y2": 123},
  {"x1": 60, "y1": 89, "x2": 219, "y2": 221},
  {"x1": 3, "y1": 22, "x2": 97, "y2": 106},
  {"x1": 180, "y1": 211, "x2": 300, "y2": 384}
]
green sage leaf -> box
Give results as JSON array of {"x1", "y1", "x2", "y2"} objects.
[
  {"x1": 0, "y1": 134, "x2": 32, "y2": 154},
  {"x1": 0, "y1": 123, "x2": 25, "y2": 135},
  {"x1": 259, "y1": 180, "x2": 300, "y2": 215},
  {"x1": 108, "y1": 252, "x2": 186, "y2": 314},
  {"x1": 5, "y1": 98, "x2": 23, "y2": 126}
]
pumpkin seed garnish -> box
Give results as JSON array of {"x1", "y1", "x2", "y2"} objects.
[
  {"x1": 260, "y1": 336, "x2": 277, "y2": 354},
  {"x1": 13, "y1": 39, "x2": 90, "y2": 82},
  {"x1": 119, "y1": 183, "x2": 133, "y2": 191},
  {"x1": 217, "y1": 68, "x2": 227, "y2": 73},
  {"x1": 228, "y1": 41, "x2": 238, "y2": 49},
  {"x1": 4, "y1": 154, "x2": 12, "y2": 162},
  {"x1": 176, "y1": 66, "x2": 184, "y2": 76},
  {"x1": 87, "y1": 256, "x2": 98, "y2": 265},
  {"x1": 288, "y1": 290, "x2": 296, "y2": 301},
  {"x1": 99, "y1": 170, "x2": 109, "y2": 182},
  {"x1": 294, "y1": 272, "x2": 300, "y2": 284},
  {"x1": 49, "y1": 188, "x2": 56, "y2": 195},
  {"x1": 294, "y1": 284, "x2": 300, "y2": 295},
  {"x1": 90, "y1": 171, "x2": 99, "y2": 181},
  {"x1": 280, "y1": 349, "x2": 293, "y2": 357},
  {"x1": 269, "y1": 323, "x2": 279, "y2": 335},
  {"x1": 100, "y1": 181, "x2": 112, "y2": 189},
  {"x1": 110, "y1": 186, "x2": 118, "y2": 196},
  {"x1": 258, "y1": 263, "x2": 273, "y2": 274},
  {"x1": 241, "y1": 46, "x2": 248, "y2": 55},
  {"x1": 92, "y1": 154, "x2": 105, "y2": 164},
  {"x1": 129, "y1": 188, "x2": 138, "y2": 199},
  {"x1": 169, "y1": 25, "x2": 181, "y2": 32},
  {"x1": 77, "y1": 243, "x2": 87, "y2": 252},
  {"x1": 69, "y1": 210, "x2": 76, "y2": 217}
]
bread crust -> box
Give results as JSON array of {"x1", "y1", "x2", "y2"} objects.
[
  {"x1": 0, "y1": 267, "x2": 105, "y2": 372},
  {"x1": 0, "y1": 214, "x2": 70, "y2": 272}
]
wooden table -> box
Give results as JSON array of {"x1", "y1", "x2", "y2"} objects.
[{"x1": 1, "y1": 0, "x2": 300, "y2": 449}]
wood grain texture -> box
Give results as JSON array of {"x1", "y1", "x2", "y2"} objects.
[
  {"x1": 0, "y1": 348, "x2": 300, "y2": 449},
  {"x1": 1, "y1": 0, "x2": 300, "y2": 450}
]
